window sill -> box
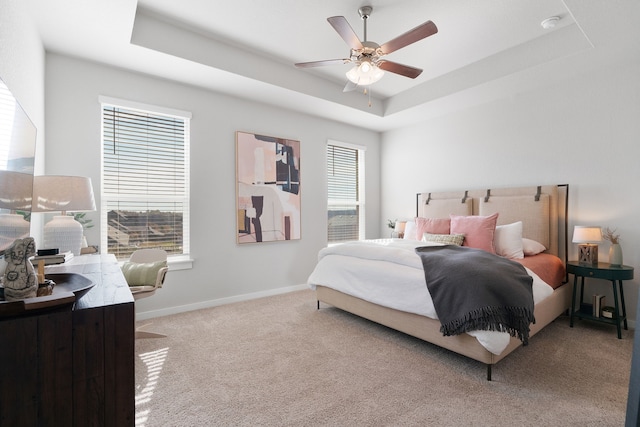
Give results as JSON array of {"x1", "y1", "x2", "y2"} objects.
[
  {"x1": 116, "y1": 254, "x2": 193, "y2": 271},
  {"x1": 168, "y1": 255, "x2": 193, "y2": 271}
]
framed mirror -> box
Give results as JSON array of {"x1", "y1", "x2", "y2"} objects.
[{"x1": 0, "y1": 77, "x2": 37, "y2": 254}]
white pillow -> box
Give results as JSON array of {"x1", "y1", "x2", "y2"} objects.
[
  {"x1": 403, "y1": 221, "x2": 417, "y2": 240},
  {"x1": 494, "y1": 221, "x2": 524, "y2": 259},
  {"x1": 522, "y1": 238, "x2": 546, "y2": 256}
]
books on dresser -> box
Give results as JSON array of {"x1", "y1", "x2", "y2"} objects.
[{"x1": 31, "y1": 251, "x2": 74, "y2": 266}]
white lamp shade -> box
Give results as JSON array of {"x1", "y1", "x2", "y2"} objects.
[
  {"x1": 394, "y1": 221, "x2": 407, "y2": 233},
  {"x1": 32, "y1": 175, "x2": 96, "y2": 256},
  {"x1": 32, "y1": 175, "x2": 96, "y2": 213},
  {"x1": 0, "y1": 170, "x2": 33, "y2": 211},
  {"x1": 572, "y1": 226, "x2": 603, "y2": 243}
]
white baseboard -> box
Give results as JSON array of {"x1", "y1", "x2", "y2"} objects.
[
  {"x1": 135, "y1": 283, "x2": 309, "y2": 321},
  {"x1": 136, "y1": 285, "x2": 638, "y2": 332}
]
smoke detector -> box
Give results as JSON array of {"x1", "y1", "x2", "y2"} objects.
[{"x1": 541, "y1": 16, "x2": 560, "y2": 30}]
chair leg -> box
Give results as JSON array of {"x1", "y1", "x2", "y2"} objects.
[{"x1": 135, "y1": 323, "x2": 166, "y2": 339}]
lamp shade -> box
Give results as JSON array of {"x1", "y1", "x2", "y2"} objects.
[
  {"x1": 32, "y1": 175, "x2": 96, "y2": 214},
  {"x1": 572, "y1": 226, "x2": 602, "y2": 243},
  {"x1": 31, "y1": 175, "x2": 96, "y2": 255},
  {"x1": 0, "y1": 170, "x2": 33, "y2": 212}
]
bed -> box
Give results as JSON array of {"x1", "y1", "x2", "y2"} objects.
[{"x1": 308, "y1": 184, "x2": 570, "y2": 380}]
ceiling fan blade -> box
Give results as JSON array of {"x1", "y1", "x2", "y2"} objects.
[
  {"x1": 378, "y1": 60, "x2": 423, "y2": 79},
  {"x1": 379, "y1": 20, "x2": 438, "y2": 55},
  {"x1": 295, "y1": 59, "x2": 349, "y2": 68},
  {"x1": 343, "y1": 80, "x2": 358, "y2": 92},
  {"x1": 327, "y1": 16, "x2": 364, "y2": 51}
]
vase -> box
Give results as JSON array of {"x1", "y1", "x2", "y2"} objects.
[
  {"x1": 43, "y1": 215, "x2": 84, "y2": 256},
  {"x1": 609, "y1": 243, "x2": 623, "y2": 266}
]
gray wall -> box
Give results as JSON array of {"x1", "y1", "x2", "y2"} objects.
[{"x1": 44, "y1": 54, "x2": 381, "y2": 318}]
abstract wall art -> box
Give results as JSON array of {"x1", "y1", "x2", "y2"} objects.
[{"x1": 236, "y1": 131, "x2": 301, "y2": 244}]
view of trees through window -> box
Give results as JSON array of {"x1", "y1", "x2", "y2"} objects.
[
  {"x1": 105, "y1": 206, "x2": 184, "y2": 260},
  {"x1": 101, "y1": 101, "x2": 190, "y2": 260}
]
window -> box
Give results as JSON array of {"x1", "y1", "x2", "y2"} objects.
[
  {"x1": 327, "y1": 141, "x2": 365, "y2": 243},
  {"x1": 100, "y1": 97, "x2": 190, "y2": 260}
]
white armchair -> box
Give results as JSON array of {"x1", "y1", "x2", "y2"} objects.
[{"x1": 121, "y1": 248, "x2": 169, "y2": 339}]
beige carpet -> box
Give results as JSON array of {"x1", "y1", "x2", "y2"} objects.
[{"x1": 134, "y1": 289, "x2": 633, "y2": 426}]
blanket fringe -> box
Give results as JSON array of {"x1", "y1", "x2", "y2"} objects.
[{"x1": 439, "y1": 306, "x2": 535, "y2": 345}]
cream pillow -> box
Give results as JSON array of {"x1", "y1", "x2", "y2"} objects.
[
  {"x1": 422, "y1": 233, "x2": 465, "y2": 246},
  {"x1": 494, "y1": 221, "x2": 524, "y2": 259},
  {"x1": 121, "y1": 260, "x2": 167, "y2": 287},
  {"x1": 522, "y1": 238, "x2": 546, "y2": 256}
]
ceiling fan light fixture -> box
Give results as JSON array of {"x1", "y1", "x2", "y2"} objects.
[
  {"x1": 295, "y1": 6, "x2": 436, "y2": 94},
  {"x1": 346, "y1": 61, "x2": 384, "y2": 86}
]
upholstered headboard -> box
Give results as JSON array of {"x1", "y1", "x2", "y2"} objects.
[{"x1": 416, "y1": 185, "x2": 568, "y2": 261}]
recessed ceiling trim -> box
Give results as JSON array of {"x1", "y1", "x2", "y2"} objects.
[
  {"x1": 131, "y1": 7, "x2": 385, "y2": 117},
  {"x1": 384, "y1": 23, "x2": 592, "y2": 116}
]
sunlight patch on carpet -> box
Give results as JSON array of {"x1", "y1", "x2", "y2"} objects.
[{"x1": 136, "y1": 347, "x2": 169, "y2": 427}]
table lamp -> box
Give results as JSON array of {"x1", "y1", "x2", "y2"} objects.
[
  {"x1": 31, "y1": 175, "x2": 96, "y2": 256},
  {"x1": 572, "y1": 225, "x2": 602, "y2": 264},
  {"x1": 0, "y1": 170, "x2": 33, "y2": 253},
  {"x1": 394, "y1": 220, "x2": 407, "y2": 238}
]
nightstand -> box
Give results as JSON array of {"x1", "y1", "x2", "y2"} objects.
[{"x1": 568, "y1": 261, "x2": 634, "y2": 339}]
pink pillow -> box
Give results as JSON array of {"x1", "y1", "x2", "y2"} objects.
[
  {"x1": 415, "y1": 217, "x2": 450, "y2": 239},
  {"x1": 450, "y1": 213, "x2": 499, "y2": 254}
]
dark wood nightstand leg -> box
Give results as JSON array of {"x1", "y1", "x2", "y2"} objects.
[
  {"x1": 618, "y1": 280, "x2": 628, "y2": 330},
  {"x1": 611, "y1": 280, "x2": 622, "y2": 339},
  {"x1": 570, "y1": 274, "x2": 579, "y2": 327}
]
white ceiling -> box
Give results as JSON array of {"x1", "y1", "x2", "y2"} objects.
[{"x1": 27, "y1": 0, "x2": 640, "y2": 131}]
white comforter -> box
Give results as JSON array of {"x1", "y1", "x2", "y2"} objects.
[{"x1": 307, "y1": 239, "x2": 554, "y2": 355}]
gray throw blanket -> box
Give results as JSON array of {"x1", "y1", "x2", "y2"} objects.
[{"x1": 415, "y1": 245, "x2": 535, "y2": 345}]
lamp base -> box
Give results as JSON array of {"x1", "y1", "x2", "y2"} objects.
[
  {"x1": 0, "y1": 213, "x2": 30, "y2": 252},
  {"x1": 43, "y1": 216, "x2": 83, "y2": 256},
  {"x1": 578, "y1": 243, "x2": 599, "y2": 264}
]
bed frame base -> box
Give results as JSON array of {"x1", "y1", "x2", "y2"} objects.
[{"x1": 316, "y1": 282, "x2": 572, "y2": 380}]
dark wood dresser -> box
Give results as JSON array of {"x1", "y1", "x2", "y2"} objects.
[{"x1": 0, "y1": 254, "x2": 135, "y2": 426}]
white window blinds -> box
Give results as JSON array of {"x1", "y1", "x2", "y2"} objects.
[
  {"x1": 101, "y1": 100, "x2": 190, "y2": 260},
  {"x1": 327, "y1": 142, "x2": 365, "y2": 242}
]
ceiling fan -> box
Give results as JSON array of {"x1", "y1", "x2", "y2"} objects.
[{"x1": 294, "y1": 6, "x2": 438, "y2": 91}]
